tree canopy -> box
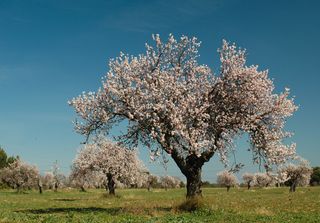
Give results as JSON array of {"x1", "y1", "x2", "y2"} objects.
[{"x1": 69, "y1": 34, "x2": 297, "y2": 197}]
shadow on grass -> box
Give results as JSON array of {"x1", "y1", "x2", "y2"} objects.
[
  {"x1": 17, "y1": 207, "x2": 121, "y2": 215},
  {"x1": 52, "y1": 198, "x2": 78, "y2": 202}
]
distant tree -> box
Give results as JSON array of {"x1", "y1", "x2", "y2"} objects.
[
  {"x1": 69, "y1": 34, "x2": 298, "y2": 198},
  {"x1": 0, "y1": 147, "x2": 18, "y2": 169},
  {"x1": 0, "y1": 159, "x2": 40, "y2": 193},
  {"x1": 69, "y1": 165, "x2": 105, "y2": 192},
  {"x1": 73, "y1": 137, "x2": 146, "y2": 195},
  {"x1": 0, "y1": 147, "x2": 7, "y2": 169},
  {"x1": 242, "y1": 173, "x2": 255, "y2": 190},
  {"x1": 52, "y1": 161, "x2": 61, "y2": 192},
  {"x1": 160, "y1": 176, "x2": 182, "y2": 190},
  {"x1": 42, "y1": 172, "x2": 55, "y2": 189},
  {"x1": 146, "y1": 174, "x2": 159, "y2": 191},
  {"x1": 217, "y1": 171, "x2": 238, "y2": 191},
  {"x1": 6, "y1": 155, "x2": 18, "y2": 165},
  {"x1": 280, "y1": 160, "x2": 312, "y2": 192},
  {"x1": 254, "y1": 172, "x2": 273, "y2": 187},
  {"x1": 310, "y1": 167, "x2": 320, "y2": 186}
]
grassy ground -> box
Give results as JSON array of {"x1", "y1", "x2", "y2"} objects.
[{"x1": 0, "y1": 187, "x2": 319, "y2": 223}]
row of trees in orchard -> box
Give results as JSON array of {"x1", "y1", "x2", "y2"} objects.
[
  {"x1": 0, "y1": 159, "x2": 66, "y2": 193},
  {"x1": 70, "y1": 137, "x2": 184, "y2": 194},
  {"x1": 69, "y1": 34, "x2": 299, "y2": 198},
  {"x1": 216, "y1": 159, "x2": 313, "y2": 192},
  {"x1": 0, "y1": 145, "x2": 184, "y2": 194},
  {"x1": 0, "y1": 143, "x2": 316, "y2": 194}
]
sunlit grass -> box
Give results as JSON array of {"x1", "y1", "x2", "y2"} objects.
[{"x1": 0, "y1": 187, "x2": 319, "y2": 222}]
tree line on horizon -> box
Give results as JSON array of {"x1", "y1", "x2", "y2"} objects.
[{"x1": 1, "y1": 146, "x2": 319, "y2": 195}]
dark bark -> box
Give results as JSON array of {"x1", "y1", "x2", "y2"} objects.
[
  {"x1": 227, "y1": 186, "x2": 230, "y2": 192},
  {"x1": 107, "y1": 173, "x2": 115, "y2": 195},
  {"x1": 38, "y1": 184, "x2": 43, "y2": 194},
  {"x1": 16, "y1": 184, "x2": 21, "y2": 193},
  {"x1": 290, "y1": 181, "x2": 297, "y2": 192},
  {"x1": 186, "y1": 167, "x2": 202, "y2": 197},
  {"x1": 54, "y1": 182, "x2": 58, "y2": 192},
  {"x1": 104, "y1": 184, "x2": 108, "y2": 192},
  {"x1": 247, "y1": 183, "x2": 251, "y2": 190},
  {"x1": 80, "y1": 185, "x2": 86, "y2": 192},
  {"x1": 38, "y1": 179, "x2": 43, "y2": 194},
  {"x1": 182, "y1": 154, "x2": 204, "y2": 198}
]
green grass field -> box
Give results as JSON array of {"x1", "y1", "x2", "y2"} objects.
[{"x1": 0, "y1": 187, "x2": 319, "y2": 223}]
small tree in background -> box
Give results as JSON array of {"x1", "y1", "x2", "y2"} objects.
[
  {"x1": 160, "y1": 176, "x2": 182, "y2": 190},
  {"x1": 0, "y1": 147, "x2": 8, "y2": 169},
  {"x1": 147, "y1": 174, "x2": 159, "y2": 191},
  {"x1": 42, "y1": 172, "x2": 55, "y2": 190},
  {"x1": 73, "y1": 137, "x2": 147, "y2": 195},
  {"x1": 0, "y1": 147, "x2": 18, "y2": 170},
  {"x1": 280, "y1": 160, "x2": 312, "y2": 192},
  {"x1": 242, "y1": 173, "x2": 255, "y2": 190},
  {"x1": 0, "y1": 159, "x2": 40, "y2": 193},
  {"x1": 69, "y1": 165, "x2": 105, "y2": 192},
  {"x1": 217, "y1": 171, "x2": 238, "y2": 191},
  {"x1": 254, "y1": 172, "x2": 273, "y2": 188},
  {"x1": 52, "y1": 161, "x2": 62, "y2": 192},
  {"x1": 310, "y1": 167, "x2": 320, "y2": 186}
]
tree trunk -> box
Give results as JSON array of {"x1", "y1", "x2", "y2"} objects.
[
  {"x1": 171, "y1": 152, "x2": 205, "y2": 198},
  {"x1": 80, "y1": 185, "x2": 86, "y2": 192},
  {"x1": 54, "y1": 182, "x2": 58, "y2": 192},
  {"x1": 227, "y1": 186, "x2": 230, "y2": 192},
  {"x1": 247, "y1": 183, "x2": 251, "y2": 190},
  {"x1": 16, "y1": 184, "x2": 20, "y2": 193},
  {"x1": 185, "y1": 165, "x2": 202, "y2": 198},
  {"x1": 38, "y1": 179, "x2": 43, "y2": 194},
  {"x1": 107, "y1": 173, "x2": 115, "y2": 195},
  {"x1": 38, "y1": 184, "x2": 43, "y2": 194},
  {"x1": 290, "y1": 181, "x2": 297, "y2": 192}
]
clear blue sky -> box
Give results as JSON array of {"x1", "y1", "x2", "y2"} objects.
[{"x1": 0, "y1": 0, "x2": 319, "y2": 182}]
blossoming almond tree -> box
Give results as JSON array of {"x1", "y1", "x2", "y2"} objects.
[
  {"x1": 254, "y1": 172, "x2": 273, "y2": 187},
  {"x1": 160, "y1": 175, "x2": 182, "y2": 190},
  {"x1": 73, "y1": 137, "x2": 146, "y2": 195},
  {"x1": 242, "y1": 173, "x2": 255, "y2": 190},
  {"x1": 69, "y1": 164, "x2": 105, "y2": 192},
  {"x1": 279, "y1": 159, "x2": 312, "y2": 192},
  {"x1": 69, "y1": 34, "x2": 297, "y2": 198},
  {"x1": 0, "y1": 159, "x2": 40, "y2": 193},
  {"x1": 217, "y1": 170, "x2": 238, "y2": 191}
]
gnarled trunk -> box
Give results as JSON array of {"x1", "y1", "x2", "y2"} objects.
[
  {"x1": 186, "y1": 167, "x2": 202, "y2": 198},
  {"x1": 107, "y1": 173, "x2": 115, "y2": 195},
  {"x1": 175, "y1": 154, "x2": 205, "y2": 198}
]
